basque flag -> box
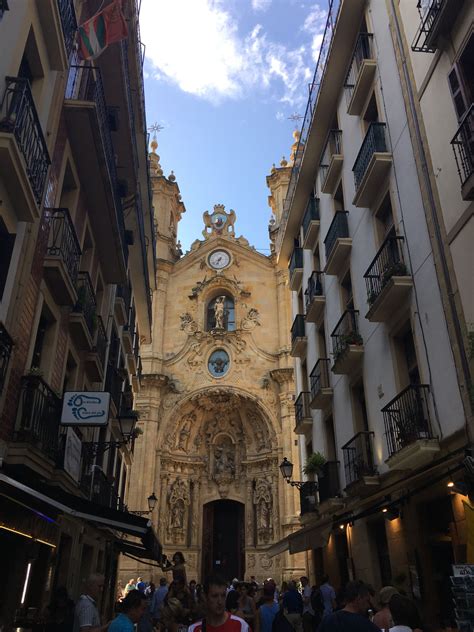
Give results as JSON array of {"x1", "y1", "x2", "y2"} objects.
[{"x1": 78, "y1": 0, "x2": 128, "y2": 60}]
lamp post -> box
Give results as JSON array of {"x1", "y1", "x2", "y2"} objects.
[
  {"x1": 279, "y1": 457, "x2": 319, "y2": 509},
  {"x1": 130, "y1": 492, "x2": 158, "y2": 516}
]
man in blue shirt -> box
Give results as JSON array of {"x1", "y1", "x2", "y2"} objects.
[
  {"x1": 109, "y1": 590, "x2": 147, "y2": 632},
  {"x1": 136, "y1": 577, "x2": 146, "y2": 593},
  {"x1": 151, "y1": 577, "x2": 168, "y2": 625},
  {"x1": 316, "y1": 581, "x2": 379, "y2": 632},
  {"x1": 282, "y1": 581, "x2": 303, "y2": 632}
]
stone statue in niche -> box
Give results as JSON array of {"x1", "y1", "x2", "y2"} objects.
[
  {"x1": 253, "y1": 478, "x2": 273, "y2": 544},
  {"x1": 212, "y1": 436, "x2": 236, "y2": 497},
  {"x1": 176, "y1": 414, "x2": 195, "y2": 452},
  {"x1": 168, "y1": 478, "x2": 190, "y2": 543},
  {"x1": 214, "y1": 296, "x2": 226, "y2": 330},
  {"x1": 214, "y1": 445, "x2": 235, "y2": 476},
  {"x1": 171, "y1": 499, "x2": 185, "y2": 528}
]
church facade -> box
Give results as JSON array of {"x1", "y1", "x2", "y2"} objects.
[{"x1": 119, "y1": 139, "x2": 304, "y2": 583}]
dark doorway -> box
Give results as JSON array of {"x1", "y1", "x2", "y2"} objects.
[{"x1": 202, "y1": 500, "x2": 245, "y2": 582}]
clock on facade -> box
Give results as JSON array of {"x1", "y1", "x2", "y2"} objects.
[{"x1": 208, "y1": 250, "x2": 231, "y2": 270}]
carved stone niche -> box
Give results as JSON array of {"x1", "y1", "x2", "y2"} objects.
[
  {"x1": 167, "y1": 477, "x2": 191, "y2": 545},
  {"x1": 253, "y1": 478, "x2": 273, "y2": 545},
  {"x1": 210, "y1": 434, "x2": 236, "y2": 498}
]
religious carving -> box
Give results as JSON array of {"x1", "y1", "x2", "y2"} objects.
[
  {"x1": 253, "y1": 478, "x2": 273, "y2": 544},
  {"x1": 247, "y1": 553, "x2": 256, "y2": 569},
  {"x1": 241, "y1": 307, "x2": 261, "y2": 330},
  {"x1": 202, "y1": 204, "x2": 236, "y2": 239},
  {"x1": 175, "y1": 413, "x2": 195, "y2": 452},
  {"x1": 168, "y1": 478, "x2": 191, "y2": 543},
  {"x1": 212, "y1": 435, "x2": 236, "y2": 497},
  {"x1": 180, "y1": 312, "x2": 198, "y2": 334},
  {"x1": 260, "y1": 553, "x2": 273, "y2": 570}
]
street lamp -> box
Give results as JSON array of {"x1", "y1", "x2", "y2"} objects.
[
  {"x1": 117, "y1": 410, "x2": 139, "y2": 442},
  {"x1": 130, "y1": 492, "x2": 158, "y2": 516},
  {"x1": 279, "y1": 457, "x2": 318, "y2": 492}
]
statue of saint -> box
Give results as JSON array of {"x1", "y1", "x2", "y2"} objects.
[
  {"x1": 214, "y1": 296, "x2": 226, "y2": 329},
  {"x1": 171, "y1": 500, "x2": 185, "y2": 528}
]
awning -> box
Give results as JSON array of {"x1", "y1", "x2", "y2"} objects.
[
  {"x1": 0, "y1": 472, "x2": 161, "y2": 559},
  {"x1": 267, "y1": 536, "x2": 290, "y2": 558},
  {"x1": 267, "y1": 522, "x2": 332, "y2": 557}
]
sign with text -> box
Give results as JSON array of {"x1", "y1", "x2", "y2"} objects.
[
  {"x1": 61, "y1": 392, "x2": 110, "y2": 426},
  {"x1": 64, "y1": 428, "x2": 82, "y2": 482}
]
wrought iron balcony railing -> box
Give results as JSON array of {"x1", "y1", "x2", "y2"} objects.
[
  {"x1": 81, "y1": 459, "x2": 124, "y2": 511},
  {"x1": 0, "y1": 77, "x2": 50, "y2": 204},
  {"x1": 295, "y1": 391, "x2": 311, "y2": 426},
  {"x1": 73, "y1": 272, "x2": 97, "y2": 338},
  {"x1": 291, "y1": 314, "x2": 306, "y2": 345},
  {"x1": 411, "y1": 0, "x2": 461, "y2": 53},
  {"x1": 58, "y1": 0, "x2": 77, "y2": 59},
  {"x1": 116, "y1": 283, "x2": 132, "y2": 316},
  {"x1": 45, "y1": 208, "x2": 82, "y2": 285},
  {"x1": 136, "y1": 356, "x2": 143, "y2": 383},
  {"x1": 0, "y1": 323, "x2": 13, "y2": 395},
  {"x1": 125, "y1": 301, "x2": 137, "y2": 336},
  {"x1": 310, "y1": 359, "x2": 331, "y2": 402},
  {"x1": 305, "y1": 271, "x2": 324, "y2": 311},
  {"x1": 300, "y1": 481, "x2": 318, "y2": 515},
  {"x1": 353, "y1": 122, "x2": 388, "y2": 190},
  {"x1": 15, "y1": 375, "x2": 61, "y2": 460},
  {"x1": 382, "y1": 384, "x2": 434, "y2": 457},
  {"x1": 105, "y1": 365, "x2": 125, "y2": 413},
  {"x1": 344, "y1": 33, "x2": 374, "y2": 103},
  {"x1": 320, "y1": 129, "x2": 343, "y2": 183},
  {"x1": 364, "y1": 235, "x2": 408, "y2": 305},
  {"x1": 342, "y1": 430, "x2": 376, "y2": 487},
  {"x1": 318, "y1": 461, "x2": 340, "y2": 503},
  {"x1": 135, "y1": 187, "x2": 153, "y2": 323},
  {"x1": 331, "y1": 310, "x2": 362, "y2": 361},
  {"x1": 451, "y1": 105, "x2": 474, "y2": 192},
  {"x1": 302, "y1": 196, "x2": 320, "y2": 238},
  {"x1": 133, "y1": 326, "x2": 140, "y2": 363},
  {"x1": 94, "y1": 315, "x2": 108, "y2": 369},
  {"x1": 324, "y1": 211, "x2": 349, "y2": 263},
  {"x1": 289, "y1": 247, "x2": 303, "y2": 274}
]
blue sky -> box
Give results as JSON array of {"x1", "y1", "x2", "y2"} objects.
[{"x1": 139, "y1": 0, "x2": 327, "y2": 253}]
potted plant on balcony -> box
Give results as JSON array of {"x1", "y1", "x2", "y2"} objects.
[
  {"x1": 303, "y1": 452, "x2": 327, "y2": 478},
  {"x1": 382, "y1": 261, "x2": 407, "y2": 287}
]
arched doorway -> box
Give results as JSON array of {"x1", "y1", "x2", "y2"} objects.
[{"x1": 202, "y1": 500, "x2": 245, "y2": 581}]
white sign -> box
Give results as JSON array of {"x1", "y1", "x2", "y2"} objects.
[
  {"x1": 64, "y1": 428, "x2": 82, "y2": 482},
  {"x1": 453, "y1": 564, "x2": 474, "y2": 576},
  {"x1": 61, "y1": 391, "x2": 110, "y2": 426}
]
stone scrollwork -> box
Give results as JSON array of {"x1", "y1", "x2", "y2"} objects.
[
  {"x1": 168, "y1": 477, "x2": 191, "y2": 544},
  {"x1": 241, "y1": 306, "x2": 261, "y2": 331},
  {"x1": 180, "y1": 312, "x2": 198, "y2": 334},
  {"x1": 253, "y1": 478, "x2": 273, "y2": 544}
]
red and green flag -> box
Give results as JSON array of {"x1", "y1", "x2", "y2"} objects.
[{"x1": 78, "y1": 0, "x2": 128, "y2": 60}]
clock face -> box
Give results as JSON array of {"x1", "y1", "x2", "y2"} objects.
[{"x1": 208, "y1": 250, "x2": 231, "y2": 270}]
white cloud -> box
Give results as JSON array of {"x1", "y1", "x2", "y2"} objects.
[
  {"x1": 302, "y1": 4, "x2": 327, "y2": 62},
  {"x1": 251, "y1": 0, "x2": 272, "y2": 11},
  {"x1": 140, "y1": 0, "x2": 321, "y2": 105}
]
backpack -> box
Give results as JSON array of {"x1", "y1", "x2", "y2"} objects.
[{"x1": 310, "y1": 588, "x2": 324, "y2": 615}]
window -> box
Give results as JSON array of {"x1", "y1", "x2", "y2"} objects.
[
  {"x1": 30, "y1": 303, "x2": 56, "y2": 375},
  {"x1": 324, "y1": 414, "x2": 337, "y2": 461},
  {"x1": 351, "y1": 379, "x2": 370, "y2": 433},
  {"x1": 207, "y1": 295, "x2": 235, "y2": 331},
  {"x1": 340, "y1": 270, "x2": 354, "y2": 310},
  {"x1": 393, "y1": 324, "x2": 420, "y2": 388},
  {"x1": 362, "y1": 92, "x2": 380, "y2": 132},
  {"x1": 19, "y1": 28, "x2": 44, "y2": 102},
  {"x1": 334, "y1": 182, "x2": 345, "y2": 212},
  {"x1": 374, "y1": 192, "x2": 395, "y2": 244},
  {"x1": 301, "y1": 360, "x2": 309, "y2": 392},
  {"x1": 0, "y1": 216, "x2": 15, "y2": 300},
  {"x1": 448, "y1": 35, "x2": 474, "y2": 121},
  {"x1": 59, "y1": 161, "x2": 79, "y2": 217},
  {"x1": 313, "y1": 245, "x2": 321, "y2": 272}
]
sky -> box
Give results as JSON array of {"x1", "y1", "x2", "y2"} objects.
[{"x1": 139, "y1": 0, "x2": 327, "y2": 253}]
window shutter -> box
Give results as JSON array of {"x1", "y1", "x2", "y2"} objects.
[{"x1": 448, "y1": 65, "x2": 468, "y2": 121}]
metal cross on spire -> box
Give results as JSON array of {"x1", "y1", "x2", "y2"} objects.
[
  {"x1": 288, "y1": 113, "x2": 303, "y2": 128},
  {"x1": 148, "y1": 122, "x2": 164, "y2": 137}
]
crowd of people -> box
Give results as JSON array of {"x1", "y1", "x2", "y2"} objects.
[{"x1": 41, "y1": 551, "x2": 426, "y2": 632}]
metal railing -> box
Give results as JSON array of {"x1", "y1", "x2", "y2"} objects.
[
  {"x1": 58, "y1": 0, "x2": 77, "y2": 59},
  {"x1": 133, "y1": 326, "x2": 140, "y2": 363},
  {"x1": 412, "y1": 0, "x2": 445, "y2": 53},
  {"x1": 135, "y1": 187, "x2": 153, "y2": 324},
  {"x1": 45, "y1": 208, "x2": 81, "y2": 285},
  {"x1": 289, "y1": 247, "x2": 303, "y2": 274},
  {"x1": 81, "y1": 461, "x2": 124, "y2": 511},
  {"x1": 300, "y1": 482, "x2": 318, "y2": 515},
  {"x1": 121, "y1": 41, "x2": 139, "y2": 175},
  {"x1": 382, "y1": 384, "x2": 433, "y2": 457},
  {"x1": 344, "y1": 33, "x2": 374, "y2": 104},
  {"x1": 353, "y1": 122, "x2": 389, "y2": 190},
  {"x1": 65, "y1": 65, "x2": 128, "y2": 265},
  {"x1": 116, "y1": 283, "x2": 132, "y2": 316},
  {"x1": 278, "y1": 0, "x2": 342, "y2": 251},
  {"x1": 320, "y1": 129, "x2": 343, "y2": 184},
  {"x1": 302, "y1": 196, "x2": 320, "y2": 238},
  {"x1": 305, "y1": 271, "x2": 324, "y2": 311},
  {"x1": 331, "y1": 310, "x2": 362, "y2": 361},
  {"x1": 318, "y1": 461, "x2": 340, "y2": 503},
  {"x1": 0, "y1": 77, "x2": 50, "y2": 204},
  {"x1": 73, "y1": 272, "x2": 97, "y2": 338},
  {"x1": 310, "y1": 359, "x2": 331, "y2": 401},
  {"x1": 451, "y1": 105, "x2": 474, "y2": 189},
  {"x1": 0, "y1": 323, "x2": 13, "y2": 395},
  {"x1": 15, "y1": 375, "x2": 61, "y2": 460},
  {"x1": 125, "y1": 301, "x2": 136, "y2": 336},
  {"x1": 342, "y1": 431, "x2": 376, "y2": 487},
  {"x1": 295, "y1": 391, "x2": 311, "y2": 426},
  {"x1": 291, "y1": 314, "x2": 306, "y2": 345},
  {"x1": 364, "y1": 235, "x2": 408, "y2": 305},
  {"x1": 136, "y1": 356, "x2": 143, "y2": 383},
  {"x1": 94, "y1": 315, "x2": 107, "y2": 369},
  {"x1": 324, "y1": 211, "x2": 349, "y2": 263},
  {"x1": 105, "y1": 365, "x2": 125, "y2": 413}
]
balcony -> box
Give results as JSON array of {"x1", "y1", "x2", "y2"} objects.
[
  {"x1": 331, "y1": 310, "x2": 364, "y2": 375},
  {"x1": 0, "y1": 323, "x2": 13, "y2": 396},
  {"x1": 364, "y1": 235, "x2": 413, "y2": 322},
  {"x1": 85, "y1": 315, "x2": 107, "y2": 382},
  {"x1": 81, "y1": 457, "x2": 124, "y2": 511},
  {"x1": 305, "y1": 271, "x2": 325, "y2": 324},
  {"x1": 37, "y1": 0, "x2": 77, "y2": 71},
  {"x1": 105, "y1": 365, "x2": 125, "y2": 417},
  {"x1": 451, "y1": 105, "x2": 474, "y2": 201},
  {"x1": 300, "y1": 481, "x2": 318, "y2": 516},
  {"x1": 353, "y1": 122, "x2": 392, "y2": 208},
  {"x1": 132, "y1": 356, "x2": 143, "y2": 391},
  {"x1": 310, "y1": 359, "x2": 333, "y2": 410},
  {"x1": 127, "y1": 328, "x2": 140, "y2": 375},
  {"x1": 43, "y1": 208, "x2": 82, "y2": 306},
  {"x1": 70, "y1": 272, "x2": 97, "y2": 351},
  {"x1": 345, "y1": 33, "x2": 377, "y2": 116},
  {"x1": 382, "y1": 384, "x2": 440, "y2": 470},
  {"x1": 12, "y1": 375, "x2": 61, "y2": 466},
  {"x1": 289, "y1": 247, "x2": 303, "y2": 290},
  {"x1": 0, "y1": 77, "x2": 50, "y2": 221},
  {"x1": 122, "y1": 303, "x2": 136, "y2": 355},
  {"x1": 291, "y1": 314, "x2": 307, "y2": 358},
  {"x1": 412, "y1": 0, "x2": 464, "y2": 53},
  {"x1": 302, "y1": 196, "x2": 320, "y2": 250},
  {"x1": 318, "y1": 461, "x2": 342, "y2": 506},
  {"x1": 64, "y1": 65, "x2": 127, "y2": 284},
  {"x1": 295, "y1": 392, "x2": 312, "y2": 435},
  {"x1": 342, "y1": 431, "x2": 379, "y2": 491},
  {"x1": 115, "y1": 283, "x2": 131, "y2": 326},
  {"x1": 324, "y1": 211, "x2": 351, "y2": 277},
  {"x1": 320, "y1": 130, "x2": 343, "y2": 195}
]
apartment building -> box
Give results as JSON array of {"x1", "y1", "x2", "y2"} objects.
[
  {"x1": 272, "y1": 0, "x2": 472, "y2": 627},
  {"x1": 0, "y1": 0, "x2": 159, "y2": 625}
]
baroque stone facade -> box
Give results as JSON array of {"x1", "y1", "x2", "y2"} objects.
[{"x1": 120, "y1": 151, "x2": 306, "y2": 582}]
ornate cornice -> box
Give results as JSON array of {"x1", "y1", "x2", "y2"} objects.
[{"x1": 269, "y1": 368, "x2": 293, "y2": 384}]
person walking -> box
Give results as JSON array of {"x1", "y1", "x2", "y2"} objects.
[
  {"x1": 316, "y1": 581, "x2": 380, "y2": 631},
  {"x1": 300, "y1": 577, "x2": 315, "y2": 632},
  {"x1": 73, "y1": 574, "x2": 110, "y2": 632},
  {"x1": 124, "y1": 579, "x2": 136, "y2": 595},
  {"x1": 389, "y1": 594, "x2": 422, "y2": 632},
  {"x1": 318, "y1": 576, "x2": 336, "y2": 619},
  {"x1": 109, "y1": 590, "x2": 147, "y2": 632},
  {"x1": 188, "y1": 575, "x2": 249, "y2": 632},
  {"x1": 136, "y1": 578, "x2": 146, "y2": 593},
  {"x1": 372, "y1": 586, "x2": 399, "y2": 630},
  {"x1": 255, "y1": 582, "x2": 279, "y2": 632},
  {"x1": 282, "y1": 580, "x2": 303, "y2": 632},
  {"x1": 237, "y1": 582, "x2": 257, "y2": 627},
  {"x1": 150, "y1": 577, "x2": 168, "y2": 626}
]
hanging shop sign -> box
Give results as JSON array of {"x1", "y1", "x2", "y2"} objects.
[
  {"x1": 63, "y1": 428, "x2": 82, "y2": 482},
  {"x1": 61, "y1": 392, "x2": 110, "y2": 426}
]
